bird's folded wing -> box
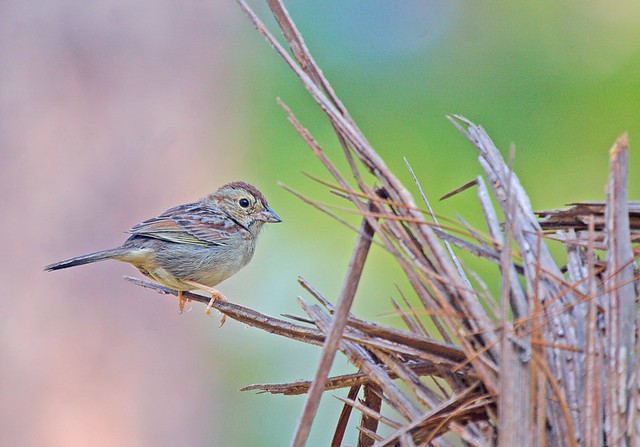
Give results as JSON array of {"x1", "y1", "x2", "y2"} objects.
[{"x1": 129, "y1": 204, "x2": 234, "y2": 247}]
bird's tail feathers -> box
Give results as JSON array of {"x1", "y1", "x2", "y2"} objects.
[{"x1": 44, "y1": 248, "x2": 127, "y2": 271}]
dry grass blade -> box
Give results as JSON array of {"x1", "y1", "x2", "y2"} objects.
[
  {"x1": 439, "y1": 178, "x2": 478, "y2": 201},
  {"x1": 334, "y1": 395, "x2": 402, "y2": 430},
  {"x1": 390, "y1": 296, "x2": 423, "y2": 335},
  {"x1": 405, "y1": 157, "x2": 472, "y2": 299},
  {"x1": 358, "y1": 426, "x2": 385, "y2": 444}
]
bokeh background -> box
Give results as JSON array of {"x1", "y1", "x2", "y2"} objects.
[{"x1": 2, "y1": 1, "x2": 639, "y2": 445}]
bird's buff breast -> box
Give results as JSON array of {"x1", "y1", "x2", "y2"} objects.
[{"x1": 129, "y1": 237, "x2": 256, "y2": 291}]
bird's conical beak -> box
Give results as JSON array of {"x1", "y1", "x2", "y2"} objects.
[{"x1": 259, "y1": 206, "x2": 282, "y2": 223}]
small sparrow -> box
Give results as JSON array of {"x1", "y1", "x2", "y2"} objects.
[{"x1": 45, "y1": 181, "x2": 281, "y2": 322}]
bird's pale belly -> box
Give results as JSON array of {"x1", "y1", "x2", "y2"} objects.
[{"x1": 146, "y1": 240, "x2": 256, "y2": 290}]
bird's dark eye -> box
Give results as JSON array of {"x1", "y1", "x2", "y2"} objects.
[{"x1": 239, "y1": 198, "x2": 250, "y2": 208}]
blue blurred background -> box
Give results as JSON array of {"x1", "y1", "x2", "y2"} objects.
[{"x1": 2, "y1": 0, "x2": 638, "y2": 445}]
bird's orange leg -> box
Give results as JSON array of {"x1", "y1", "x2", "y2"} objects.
[
  {"x1": 177, "y1": 291, "x2": 191, "y2": 314},
  {"x1": 206, "y1": 290, "x2": 228, "y2": 327},
  {"x1": 183, "y1": 280, "x2": 228, "y2": 327}
]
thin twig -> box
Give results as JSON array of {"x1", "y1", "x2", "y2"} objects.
[{"x1": 240, "y1": 360, "x2": 448, "y2": 395}]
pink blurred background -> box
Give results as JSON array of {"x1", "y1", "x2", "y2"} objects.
[{"x1": 1, "y1": 2, "x2": 267, "y2": 445}]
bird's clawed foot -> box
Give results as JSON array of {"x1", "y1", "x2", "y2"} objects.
[
  {"x1": 183, "y1": 280, "x2": 228, "y2": 327},
  {"x1": 177, "y1": 291, "x2": 191, "y2": 314},
  {"x1": 206, "y1": 290, "x2": 228, "y2": 327}
]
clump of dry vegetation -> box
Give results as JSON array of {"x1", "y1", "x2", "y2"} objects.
[{"x1": 133, "y1": 2, "x2": 640, "y2": 445}]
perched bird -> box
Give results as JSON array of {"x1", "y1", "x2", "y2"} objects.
[{"x1": 45, "y1": 181, "x2": 281, "y2": 323}]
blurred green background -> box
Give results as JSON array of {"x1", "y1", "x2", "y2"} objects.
[{"x1": 2, "y1": 1, "x2": 638, "y2": 446}]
